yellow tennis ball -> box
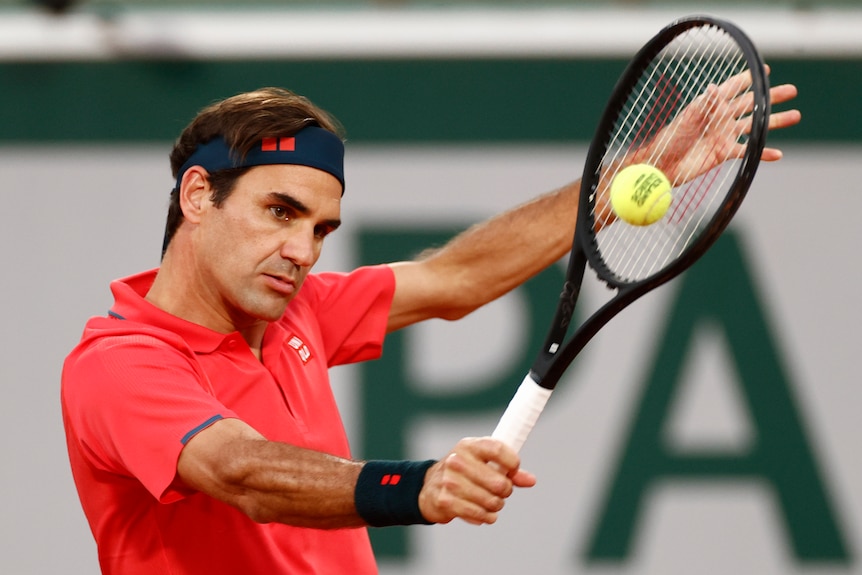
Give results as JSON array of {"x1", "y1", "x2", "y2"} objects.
[{"x1": 609, "y1": 164, "x2": 673, "y2": 226}]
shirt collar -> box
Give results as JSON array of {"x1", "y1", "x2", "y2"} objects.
[{"x1": 108, "y1": 268, "x2": 237, "y2": 354}]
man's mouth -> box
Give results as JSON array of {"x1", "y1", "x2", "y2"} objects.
[{"x1": 262, "y1": 274, "x2": 296, "y2": 296}]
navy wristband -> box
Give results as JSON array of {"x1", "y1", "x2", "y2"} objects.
[{"x1": 354, "y1": 459, "x2": 436, "y2": 527}]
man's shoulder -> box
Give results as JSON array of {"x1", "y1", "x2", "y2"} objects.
[
  {"x1": 298, "y1": 265, "x2": 393, "y2": 300},
  {"x1": 70, "y1": 314, "x2": 195, "y2": 360}
]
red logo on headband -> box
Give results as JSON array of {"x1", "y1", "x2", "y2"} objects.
[{"x1": 261, "y1": 137, "x2": 296, "y2": 152}]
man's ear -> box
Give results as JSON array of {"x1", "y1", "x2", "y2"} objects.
[{"x1": 178, "y1": 166, "x2": 211, "y2": 224}]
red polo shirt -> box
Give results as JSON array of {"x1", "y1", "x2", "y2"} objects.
[{"x1": 61, "y1": 265, "x2": 395, "y2": 574}]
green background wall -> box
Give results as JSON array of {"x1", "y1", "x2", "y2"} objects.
[{"x1": 0, "y1": 58, "x2": 853, "y2": 143}]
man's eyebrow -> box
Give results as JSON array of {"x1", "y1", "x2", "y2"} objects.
[
  {"x1": 268, "y1": 192, "x2": 310, "y2": 214},
  {"x1": 267, "y1": 191, "x2": 342, "y2": 230}
]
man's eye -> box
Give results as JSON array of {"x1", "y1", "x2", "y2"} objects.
[
  {"x1": 314, "y1": 225, "x2": 333, "y2": 240},
  {"x1": 270, "y1": 206, "x2": 290, "y2": 220}
]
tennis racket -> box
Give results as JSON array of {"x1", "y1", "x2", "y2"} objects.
[{"x1": 492, "y1": 15, "x2": 770, "y2": 452}]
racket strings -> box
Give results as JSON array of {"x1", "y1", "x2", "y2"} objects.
[{"x1": 591, "y1": 24, "x2": 753, "y2": 284}]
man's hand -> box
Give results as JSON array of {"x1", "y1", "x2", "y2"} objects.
[
  {"x1": 645, "y1": 67, "x2": 801, "y2": 183},
  {"x1": 418, "y1": 437, "x2": 537, "y2": 525}
]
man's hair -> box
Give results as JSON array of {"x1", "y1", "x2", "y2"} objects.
[{"x1": 162, "y1": 87, "x2": 344, "y2": 255}]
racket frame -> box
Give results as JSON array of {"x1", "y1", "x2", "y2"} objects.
[{"x1": 530, "y1": 15, "x2": 771, "y2": 391}]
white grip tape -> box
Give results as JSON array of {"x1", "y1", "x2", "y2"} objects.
[{"x1": 491, "y1": 374, "x2": 553, "y2": 453}]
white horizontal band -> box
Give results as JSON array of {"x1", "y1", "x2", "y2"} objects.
[{"x1": 1, "y1": 7, "x2": 861, "y2": 61}]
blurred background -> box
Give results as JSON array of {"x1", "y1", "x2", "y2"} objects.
[{"x1": 1, "y1": 1, "x2": 859, "y2": 574}]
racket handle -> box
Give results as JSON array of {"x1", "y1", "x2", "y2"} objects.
[{"x1": 491, "y1": 373, "x2": 553, "y2": 453}]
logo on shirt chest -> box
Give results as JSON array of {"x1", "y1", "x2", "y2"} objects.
[{"x1": 287, "y1": 335, "x2": 313, "y2": 364}]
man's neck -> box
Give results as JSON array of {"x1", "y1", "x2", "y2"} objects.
[{"x1": 147, "y1": 248, "x2": 268, "y2": 355}]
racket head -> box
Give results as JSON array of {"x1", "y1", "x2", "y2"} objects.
[
  {"x1": 578, "y1": 15, "x2": 770, "y2": 293},
  {"x1": 496, "y1": 16, "x2": 773, "y2": 452}
]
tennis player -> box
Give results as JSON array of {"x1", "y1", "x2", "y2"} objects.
[{"x1": 61, "y1": 85, "x2": 799, "y2": 574}]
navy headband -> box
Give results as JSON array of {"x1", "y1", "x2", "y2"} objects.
[{"x1": 175, "y1": 125, "x2": 345, "y2": 193}]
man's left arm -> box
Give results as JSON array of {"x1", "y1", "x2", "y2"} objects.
[
  {"x1": 387, "y1": 78, "x2": 801, "y2": 333},
  {"x1": 386, "y1": 180, "x2": 579, "y2": 333}
]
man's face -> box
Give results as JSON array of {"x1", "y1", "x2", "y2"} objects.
[{"x1": 193, "y1": 164, "x2": 342, "y2": 329}]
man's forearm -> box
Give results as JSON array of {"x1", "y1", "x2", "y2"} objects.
[{"x1": 387, "y1": 179, "x2": 580, "y2": 331}]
